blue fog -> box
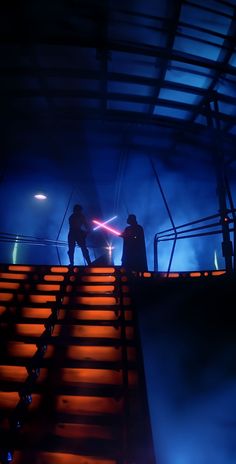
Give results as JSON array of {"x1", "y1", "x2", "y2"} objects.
[{"x1": 1, "y1": 125, "x2": 235, "y2": 270}]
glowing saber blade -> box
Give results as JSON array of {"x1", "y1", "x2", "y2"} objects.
[
  {"x1": 93, "y1": 215, "x2": 117, "y2": 231},
  {"x1": 93, "y1": 220, "x2": 121, "y2": 236}
]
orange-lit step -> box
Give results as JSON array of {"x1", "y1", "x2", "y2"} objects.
[
  {"x1": 28, "y1": 294, "x2": 57, "y2": 303},
  {"x1": 12, "y1": 323, "x2": 134, "y2": 341},
  {"x1": 50, "y1": 266, "x2": 70, "y2": 274},
  {"x1": 44, "y1": 274, "x2": 65, "y2": 282},
  {"x1": 13, "y1": 323, "x2": 51, "y2": 337},
  {"x1": 8, "y1": 265, "x2": 36, "y2": 272},
  {"x1": 11, "y1": 451, "x2": 117, "y2": 464},
  {"x1": 62, "y1": 295, "x2": 132, "y2": 306},
  {"x1": 0, "y1": 391, "x2": 22, "y2": 430},
  {"x1": 5, "y1": 342, "x2": 55, "y2": 360},
  {"x1": 55, "y1": 395, "x2": 123, "y2": 416},
  {"x1": 62, "y1": 296, "x2": 117, "y2": 306},
  {"x1": 20, "y1": 415, "x2": 120, "y2": 439},
  {"x1": 36, "y1": 284, "x2": 61, "y2": 292},
  {"x1": 54, "y1": 422, "x2": 117, "y2": 440},
  {"x1": 0, "y1": 292, "x2": 15, "y2": 302},
  {"x1": 0, "y1": 305, "x2": 7, "y2": 316},
  {"x1": 83, "y1": 267, "x2": 116, "y2": 274},
  {"x1": 0, "y1": 272, "x2": 29, "y2": 281},
  {"x1": 1, "y1": 351, "x2": 135, "y2": 388},
  {"x1": 2, "y1": 294, "x2": 58, "y2": 304},
  {"x1": 0, "y1": 391, "x2": 19, "y2": 410},
  {"x1": 65, "y1": 284, "x2": 129, "y2": 294},
  {"x1": 0, "y1": 392, "x2": 41, "y2": 424},
  {"x1": 58, "y1": 309, "x2": 133, "y2": 321},
  {"x1": 81, "y1": 275, "x2": 116, "y2": 283},
  {"x1": 0, "y1": 282, "x2": 21, "y2": 290},
  {"x1": 58, "y1": 368, "x2": 138, "y2": 387},
  {"x1": 65, "y1": 346, "x2": 136, "y2": 363},
  {"x1": 59, "y1": 325, "x2": 134, "y2": 340},
  {"x1": 0, "y1": 365, "x2": 28, "y2": 383},
  {"x1": 66, "y1": 285, "x2": 116, "y2": 294},
  {"x1": 0, "y1": 366, "x2": 137, "y2": 390},
  {"x1": 20, "y1": 307, "x2": 55, "y2": 318}
]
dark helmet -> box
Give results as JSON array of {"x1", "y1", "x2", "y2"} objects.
[
  {"x1": 127, "y1": 214, "x2": 137, "y2": 225},
  {"x1": 73, "y1": 204, "x2": 83, "y2": 213}
]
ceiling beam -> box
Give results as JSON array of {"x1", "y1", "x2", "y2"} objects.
[
  {"x1": 1, "y1": 34, "x2": 236, "y2": 78},
  {"x1": 148, "y1": 0, "x2": 184, "y2": 115},
  {"x1": 1, "y1": 66, "x2": 236, "y2": 104},
  {"x1": 187, "y1": 5, "x2": 236, "y2": 124}
]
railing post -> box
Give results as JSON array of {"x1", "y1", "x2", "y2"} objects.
[
  {"x1": 207, "y1": 96, "x2": 233, "y2": 273},
  {"x1": 154, "y1": 234, "x2": 158, "y2": 272}
]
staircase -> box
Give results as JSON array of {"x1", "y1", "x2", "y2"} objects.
[{"x1": 0, "y1": 264, "x2": 156, "y2": 464}]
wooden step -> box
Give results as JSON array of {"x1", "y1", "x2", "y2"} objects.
[
  {"x1": 0, "y1": 264, "x2": 154, "y2": 464},
  {"x1": 1, "y1": 343, "x2": 136, "y2": 363},
  {"x1": 0, "y1": 366, "x2": 137, "y2": 388}
]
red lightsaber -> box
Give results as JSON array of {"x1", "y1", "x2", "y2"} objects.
[
  {"x1": 93, "y1": 215, "x2": 117, "y2": 231},
  {"x1": 92, "y1": 219, "x2": 121, "y2": 236}
]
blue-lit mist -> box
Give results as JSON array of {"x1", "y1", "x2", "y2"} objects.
[{"x1": 0, "y1": 122, "x2": 235, "y2": 271}]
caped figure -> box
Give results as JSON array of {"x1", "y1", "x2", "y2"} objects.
[
  {"x1": 67, "y1": 204, "x2": 91, "y2": 266},
  {"x1": 120, "y1": 214, "x2": 148, "y2": 272}
]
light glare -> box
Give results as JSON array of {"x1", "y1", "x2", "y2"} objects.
[{"x1": 34, "y1": 193, "x2": 47, "y2": 200}]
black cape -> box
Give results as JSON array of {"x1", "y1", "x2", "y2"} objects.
[{"x1": 121, "y1": 223, "x2": 148, "y2": 272}]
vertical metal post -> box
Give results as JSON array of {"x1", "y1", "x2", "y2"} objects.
[
  {"x1": 224, "y1": 173, "x2": 236, "y2": 272},
  {"x1": 154, "y1": 234, "x2": 158, "y2": 272},
  {"x1": 206, "y1": 96, "x2": 233, "y2": 273},
  {"x1": 150, "y1": 157, "x2": 177, "y2": 273}
]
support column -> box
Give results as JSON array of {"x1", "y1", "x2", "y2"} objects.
[{"x1": 206, "y1": 94, "x2": 233, "y2": 273}]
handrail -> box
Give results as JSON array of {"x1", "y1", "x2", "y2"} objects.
[
  {"x1": 0, "y1": 232, "x2": 100, "y2": 264},
  {"x1": 0, "y1": 234, "x2": 67, "y2": 248},
  {"x1": 154, "y1": 212, "x2": 221, "y2": 238},
  {"x1": 154, "y1": 209, "x2": 236, "y2": 273}
]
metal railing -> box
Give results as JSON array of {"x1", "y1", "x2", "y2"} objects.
[
  {"x1": 154, "y1": 209, "x2": 236, "y2": 274},
  {"x1": 0, "y1": 232, "x2": 113, "y2": 266}
]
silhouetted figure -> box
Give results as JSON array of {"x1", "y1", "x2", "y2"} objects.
[
  {"x1": 120, "y1": 214, "x2": 148, "y2": 271},
  {"x1": 67, "y1": 204, "x2": 91, "y2": 266}
]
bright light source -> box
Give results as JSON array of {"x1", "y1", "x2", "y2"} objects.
[
  {"x1": 105, "y1": 244, "x2": 114, "y2": 257},
  {"x1": 34, "y1": 193, "x2": 47, "y2": 200}
]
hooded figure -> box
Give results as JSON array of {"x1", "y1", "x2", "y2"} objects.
[{"x1": 121, "y1": 214, "x2": 148, "y2": 271}]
